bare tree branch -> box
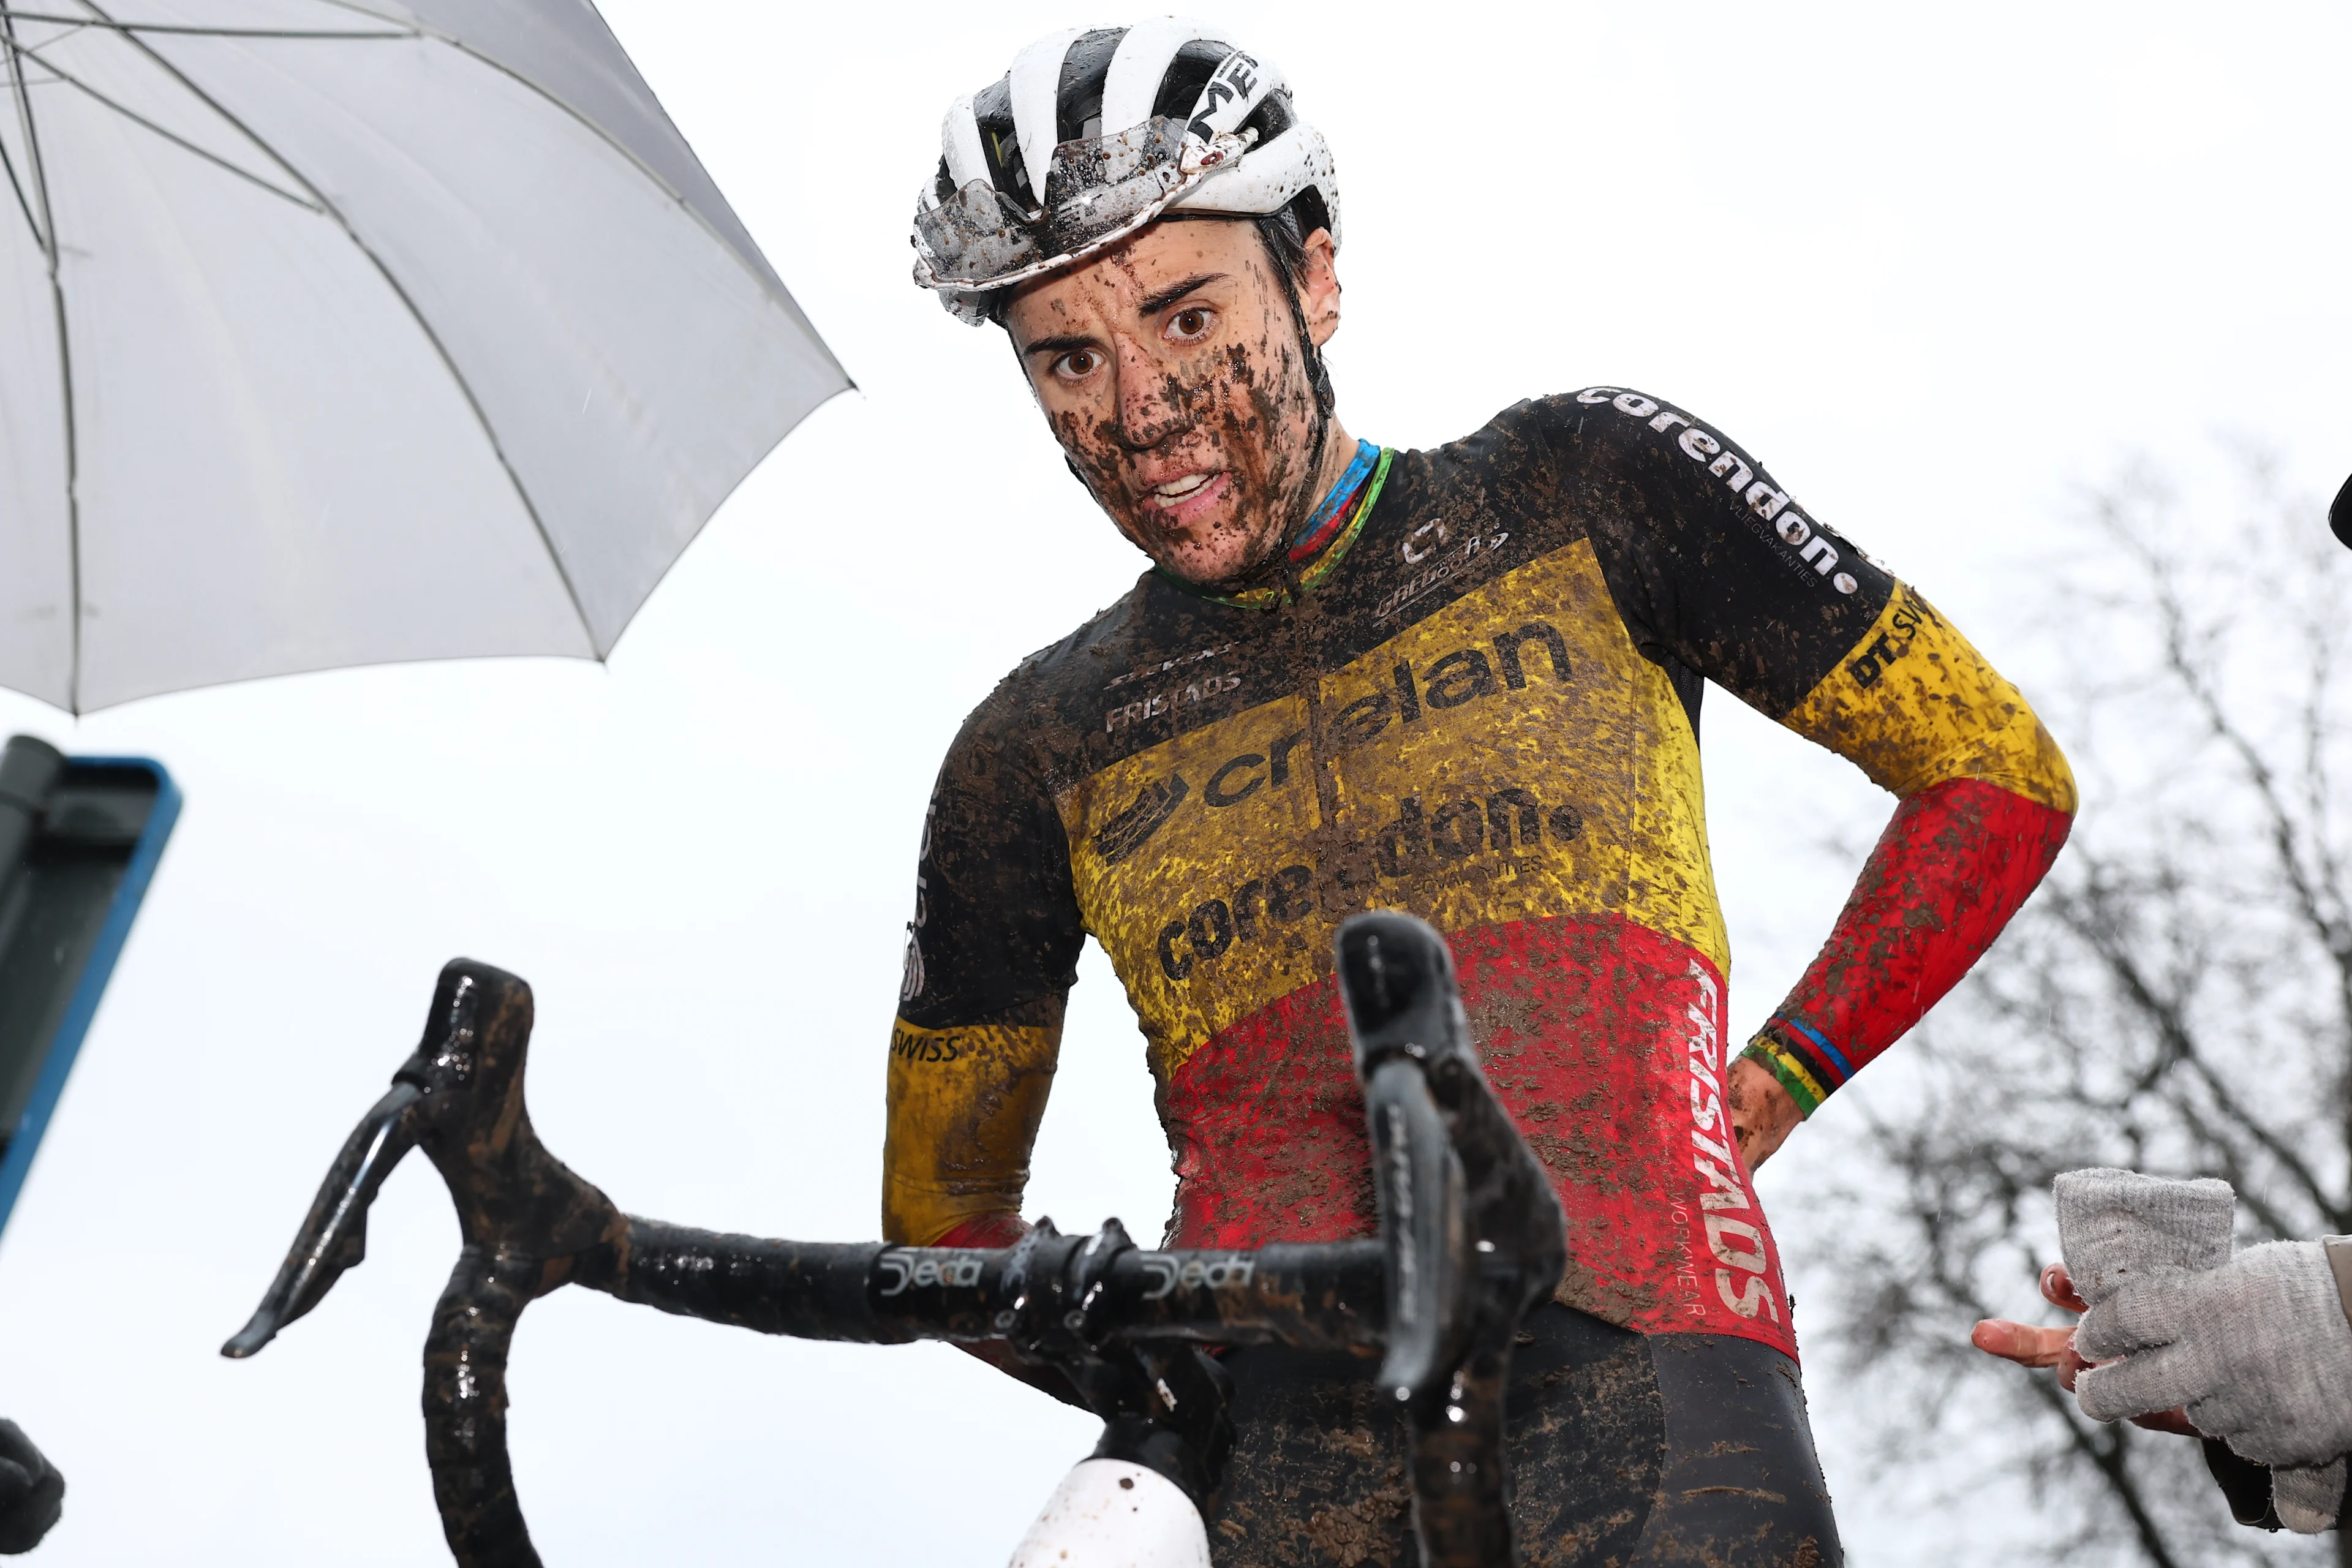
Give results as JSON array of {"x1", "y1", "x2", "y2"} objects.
[{"x1": 1790, "y1": 450, "x2": 2350, "y2": 1564}]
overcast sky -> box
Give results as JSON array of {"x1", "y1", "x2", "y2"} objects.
[{"x1": 1, "y1": 2, "x2": 2347, "y2": 1562}]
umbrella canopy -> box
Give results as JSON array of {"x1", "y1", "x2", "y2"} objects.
[{"x1": 0, "y1": 0, "x2": 849, "y2": 713}]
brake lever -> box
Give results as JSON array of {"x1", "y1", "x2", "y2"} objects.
[
  {"x1": 1337, "y1": 911, "x2": 1568, "y2": 1568},
  {"x1": 221, "y1": 1079, "x2": 422, "y2": 1357},
  {"x1": 225, "y1": 961, "x2": 625, "y2": 1357},
  {"x1": 224, "y1": 960, "x2": 624, "y2": 1567}
]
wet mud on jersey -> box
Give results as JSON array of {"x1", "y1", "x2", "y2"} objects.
[{"x1": 883, "y1": 388, "x2": 2075, "y2": 1363}]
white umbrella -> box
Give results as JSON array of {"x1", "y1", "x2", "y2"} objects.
[{"x1": 0, "y1": 0, "x2": 848, "y2": 713}]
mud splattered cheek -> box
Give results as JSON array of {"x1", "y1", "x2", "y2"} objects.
[{"x1": 1015, "y1": 266, "x2": 1329, "y2": 582}]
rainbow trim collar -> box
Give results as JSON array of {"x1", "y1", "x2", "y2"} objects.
[
  {"x1": 1288, "y1": 440, "x2": 1381, "y2": 560},
  {"x1": 1170, "y1": 445, "x2": 1395, "y2": 611}
]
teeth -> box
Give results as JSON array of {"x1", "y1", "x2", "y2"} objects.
[{"x1": 1153, "y1": 473, "x2": 1214, "y2": 500}]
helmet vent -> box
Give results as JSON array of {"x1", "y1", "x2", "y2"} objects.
[
  {"x1": 1055, "y1": 28, "x2": 1127, "y2": 146},
  {"x1": 1237, "y1": 90, "x2": 1294, "y2": 148},
  {"x1": 1150, "y1": 39, "x2": 1233, "y2": 122},
  {"x1": 970, "y1": 77, "x2": 1030, "y2": 207}
]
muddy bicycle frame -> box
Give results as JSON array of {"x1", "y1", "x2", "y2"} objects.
[{"x1": 225, "y1": 913, "x2": 1567, "y2": 1567}]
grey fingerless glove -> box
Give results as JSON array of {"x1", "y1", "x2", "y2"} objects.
[
  {"x1": 2056, "y1": 1167, "x2": 2235, "y2": 1300},
  {"x1": 2055, "y1": 1170, "x2": 2352, "y2": 1532},
  {"x1": 2270, "y1": 1457, "x2": 2346, "y2": 1534},
  {"x1": 2076, "y1": 1242, "x2": 2352, "y2": 1469}
]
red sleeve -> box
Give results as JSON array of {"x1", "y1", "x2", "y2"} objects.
[{"x1": 1743, "y1": 778, "x2": 2071, "y2": 1113}]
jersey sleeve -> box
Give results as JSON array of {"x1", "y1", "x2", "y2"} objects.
[
  {"x1": 1556, "y1": 386, "x2": 1899, "y2": 711},
  {"x1": 1557, "y1": 388, "x2": 2076, "y2": 1112},
  {"x1": 881, "y1": 688, "x2": 1085, "y2": 1245}
]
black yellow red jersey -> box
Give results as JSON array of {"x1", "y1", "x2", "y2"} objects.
[{"x1": 883, "y1": 389, "x2": 2075, "y2": 1360}]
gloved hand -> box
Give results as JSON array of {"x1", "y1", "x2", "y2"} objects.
[
  {"x1": 2076, "y1": 1242, "x2": 2352, "y2": 1468},
  {"x1": 0, "y1": 1420, "x2": 63, "y2": 1555},
  {"x1": 2075, "y1": 1238, "x2": 2352, "y2": 1461},
  {"x1": 2055, "y1": 1168, "x2": 2352, "y2": 1532}
]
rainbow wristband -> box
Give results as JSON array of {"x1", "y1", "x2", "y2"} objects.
[{"x1": 1740, "y1": 1017, "x2": 1855, "y2": 1118}]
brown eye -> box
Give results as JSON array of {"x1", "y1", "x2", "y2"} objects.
[
  {"x1": 1169, "y1": 306, "x2": 1212, "y2": 341},
  {"x1": 1053, "y1": 349, "x2": 1100, "y2": 380}
]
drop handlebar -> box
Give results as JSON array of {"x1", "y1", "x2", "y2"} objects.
[{"x1": 224, "y1": 911, "x2": 1566, "y2": 1567}]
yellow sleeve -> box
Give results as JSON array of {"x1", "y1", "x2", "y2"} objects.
[
  {"x1": 1774, "y1": 583, "x2": 2076, "y2": 812},
  {"x1": 881, "y1": 1014, "x2": 1061, "y2": 1245}
]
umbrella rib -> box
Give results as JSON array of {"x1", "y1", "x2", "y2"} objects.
[
  {"x1": 2, "y1": 6, "x2": 82, "y2": 712},
  {"x1": 390, "y1": 21, "x2": 839, "y2": 354},
  {"x1": 0, "y1": 2, "x2": 830, "y2": 350},
  {"x1": 0, "y1": 86, "x2": 40, "y2": 249},
  {"x1": 10, "y1": 37, "x2": 319, "y2": 209},
  {"x1": 0, "y1": 7, "x2": 411, "y2": 40},
  {"x1": 301, "y1": 0, "x2": 417, "y2": 29},
  {"x1": 0, "y1": 18, "x2": 47, "y2": 246},
  {"x1": 66, "y1": 0, "x2": 606, "y2": 655}
]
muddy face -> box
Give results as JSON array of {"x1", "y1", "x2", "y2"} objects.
[{"x1": 1005, "y1": 218, "x2": 1351, "y2": 589}]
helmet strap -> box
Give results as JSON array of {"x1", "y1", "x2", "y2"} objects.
[{"x1": 1273, "y1": 257, "x2": 1334, "y2": 557}]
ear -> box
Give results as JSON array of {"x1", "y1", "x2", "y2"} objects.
[{"x1": 1297, "y1": 228, "x2": 1342, "y2": 348}]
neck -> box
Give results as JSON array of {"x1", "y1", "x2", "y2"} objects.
[
  {"x1": 1171, "y1": 426, "x2": 1384, "y2": 609},
  {"x1": 1305, "y1": 417, "x2": 1359, "y2": 509},
  {"x1": 1215, "y1": 419, "x2": 1362, "y2": 590}
]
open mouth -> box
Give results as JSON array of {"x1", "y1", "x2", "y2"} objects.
[
  {"x1": 1153, "y1": 472, "x2": 1215, "y2": 501},
  {"x1": 1140, "y1": 470, "x2": 1229, "y2": 524}
]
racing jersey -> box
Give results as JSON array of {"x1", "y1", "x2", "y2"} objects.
[{"x1": 883, "y1": 389, "x2": 2075, "y2": 1359}]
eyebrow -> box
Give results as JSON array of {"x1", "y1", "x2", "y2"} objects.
[
  {"x1": 1020, "y1": 332, "x2": 1098, "y2": 359},
  {"x1": 1017, "y1": 271, "x2": 1234, "y2": 359},
  {"x1": 1137, "y1": 271, "x2": 1227, "y2": 317}
]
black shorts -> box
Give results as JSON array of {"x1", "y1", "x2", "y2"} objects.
[{"x1": 1205, "y1": 1303, "x2": 1841, "y2": 1567}]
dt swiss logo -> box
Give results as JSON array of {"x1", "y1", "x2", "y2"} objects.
[{"x1": 1847, "y1": 590, "x2": 1934, "y2": 689}]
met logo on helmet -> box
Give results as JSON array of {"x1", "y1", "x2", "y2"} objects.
[{"x1": 1186, "y1": 52, "x2": 1262, "y2": 143}]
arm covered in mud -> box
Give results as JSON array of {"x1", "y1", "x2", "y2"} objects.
[
  {"x1": 1737, "y1": 585, "x2": 2074, "y2": 1141},
  {"x1": 1564, "y1": 388, "x2": 2076, "y2": 1162},
  {"x1": 883, "y1": 690, "x2": 1085, "y2": 1249}
]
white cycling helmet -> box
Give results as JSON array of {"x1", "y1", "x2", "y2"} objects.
[{"x1": 912, "y1": 20, "x2": 1341, "y2": 324}]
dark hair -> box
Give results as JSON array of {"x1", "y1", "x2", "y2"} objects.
[
  {"x1": 1250, "y1": 189, "x2": 1330, "y2": 281},
  {"x1": 1250, "y1": 195, "x2": 1337, "y2": 417}
]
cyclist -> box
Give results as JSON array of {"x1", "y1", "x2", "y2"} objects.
[{"x1": 884, "y1": 23, "x2": 2076, "y2": 1564}]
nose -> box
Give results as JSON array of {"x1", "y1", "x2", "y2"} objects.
[{"x1": 1110, "y1": 331, "x2": 1188, "y2": 452}]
